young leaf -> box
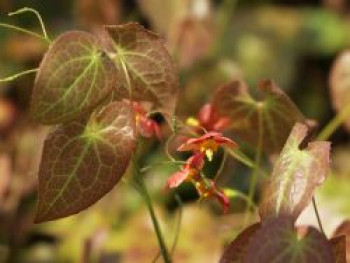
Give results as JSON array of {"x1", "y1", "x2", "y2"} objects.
[
  {"x1": 31, "y1": 31, "x2": 118, "y2": 124},
  {"x1": 102, "y1": 23, "x2": 179, "y2": 121},
  {"x1": 220, "y1": 223, "x2": 261, "y2": 263},
  {"x1": 330, "y1": 51, "x2": 350, "y2": 131},
  {"x1": 259, "y1": 123, "x2": 330, "y2": 222},
  {"x1": 243, "y1": 217, "x2": 334, "y2": 263},
  {"x1": 34, "y1": 101, "x2": 135, "y2": 223},
  {"x1": 212, "y1": 79, "x2": 309, "y2": 153},
  {"x1": 330, "y1": 236, "x2": 347, "y2": 263}
]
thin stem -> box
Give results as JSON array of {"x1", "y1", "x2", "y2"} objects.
[
  {"x1": 312, "y1": 196, "x2": 325, "y2": 235},
  {"x1": 317, "y1": 102, "x2": 350, "y2": 140},
  {"x1": 171, "y1": 194, "x2": 183, "y2": 255},
  {"x1": 0, "y1": 68, "x2": 38, "y2": 83},
  {"x1": 0, "y1": 23, "x2": 49, "y2": 43},
  {"x1": 140, "y1": 160, "x2": 186, "y2": 173},
  {"x1": 132, "y1": 162, "x2": 172, "y2": 263},
  {"x1": 214, "y1": 150, "x2": 227, "y2": 181},
  {"x1": 8, "y1": 7, "x2": 49, "y2": 41},
  {"x1": 244, "y1": 110, "x2": 264, "y2": 225},
  {"x1": 152, "y1": 194, "x2": 182, "y2": 263},
  {"x1": 224, "y1": 188, "x2": 258, "y2": 211}
]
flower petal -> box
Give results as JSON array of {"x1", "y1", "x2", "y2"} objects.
[{"x1": 166, "y1": 170, "x2": 188, "y2": 189}]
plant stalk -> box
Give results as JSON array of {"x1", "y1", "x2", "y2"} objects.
[
  {"x1": 317, "y1": 102, "x2": 350, "y2": 140},
  {"x1": 133, "y1": 162, "x2": 172, "y2": 263},
  {"x1": 312, "y1": 196, "x2": 325, "y2": 235}
]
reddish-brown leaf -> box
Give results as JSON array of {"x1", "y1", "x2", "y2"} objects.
[
  {"x1": 243, "y1": 217, "x2": 333, "y2": 263},
  {"x1": 330, "y1": 51, "x2": 350, "y2": 131},
  {"x1": 102, "y1": 23, "x2": 179, "y2": 121},
  {"x1": 212, "y1": 79, "x2": 309, "y2": 153},
  {"x1": 333, "y1": 220, "x2": 350, "y2": 262},
  {"x1": 330, "y1": 236, "x2": 347, "y2": 263},
  {"x1": 34, "y1": 101, "x2": 135, "y2": 223},
  {"x1": 220, "y1": 223, "x2": 261, "y2": 263},
  {"x1": 259, "y1": 123, "x2": 331, "y2": 222},
  {"x1": 31, "y1": 31, "x2": 118, "y2": 124}
]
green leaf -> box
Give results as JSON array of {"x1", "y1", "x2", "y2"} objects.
[
  {"x1": 213, "y1": 79, "x2": 310, "y2": 153},
  {"x1": 243, "y1": 217, "x2": 333, "y2": 263},
  {"x1": 34, "y1": 101, "x2": 136, "y2": 223},
  {"x1": 102, "y1": 23, "x2": 179, "y2": 121},
  {"x1": 259, "y1": 123, "x2": 331, "y2": 222},
  {"x1": 220, "y1": 223, "x2": 261, "y2": 263},
  {"x1": 330, "y1": 51, "x2": 350, "y2": 132},
  {"x1": 31, "y1": 31, "x2": 118, "y2": 124}
]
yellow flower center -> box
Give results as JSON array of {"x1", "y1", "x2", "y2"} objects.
[{"x1": 199, "y1": 139, "x2": 218, "y2": 161}]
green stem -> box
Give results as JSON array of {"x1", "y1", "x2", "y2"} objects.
[
  {"x1": 133, "y1": 162, "x2": 172, "y2": 263},
  {"x1": 0, "y1": 23, "x2": 49, "y2": 43},
  {"x1": 224, "y1": 147, "x2": 268, "y2": 178},
  {"x1": 317, "y1": 102, "x2": 350, "y2": 140},
  {"x1": 244, "y1": 110, "x2": 264, "y2": 224},
  {"x1": 312, "y1": 196, "x2": 325, "y2": 235},
  {"x1": 8, "y1": 7, "x2": 50, "y2": 41},
  {"x1": 0, "y1": 68, "x2": 38, "y2": 83}
]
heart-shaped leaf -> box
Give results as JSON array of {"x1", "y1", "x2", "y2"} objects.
[
  {"x1": 102, "y1": 23, "x2": 179, "y2": 121},
  {"x1": 259, "y1": 123, "x2": 330, "y2": 222},
  {"x1": 220, "y1": 223, "x2": 261, "y2": 263},
  {"x1": 34, "y1": 101, "x2": 136, "y2": 223},
  {"x1": 243, "y1": 217, "x2": 333, "y2": 263},
  {"x1": 31, "y1": 31, "x2": 118, "y2": 124},
  {"x1": 330, "y1": 51, "x2": 350, "y2": 132},
  {"x1": 212, "y1": 79, "x2": 309, "y2": 153}
]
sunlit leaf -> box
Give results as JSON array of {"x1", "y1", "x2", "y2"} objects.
[
  {"x1": 333, "y1": 220, "x2": 350, "y2": 262},
  {"x1": 103, "y1": 23, "x2": 179, "y2": 121},
  {"x1": 243, "y1": 217, "x2": 333, "y2": 263},
  {"x1": 330, "y1": 50, "x2": 350, "y2": 131},
  {"x1": 31, "y1": 31, "x2": 118, "y2": 124},
  {"x1": 212, "y1": 79, "x2": 310, "y2": 153},
  {"x1": 330, "y1": 236, "x2": 347, "y2": 263},
  {"x1": 259, "y1": 123, "x2": 330, "y2": 222},
  {"x1": 220, "y1": 223, "x2": 260, "y2": 263},
  {"x1": 34, "y1": 101, "x2": 136, "y2": 223}
]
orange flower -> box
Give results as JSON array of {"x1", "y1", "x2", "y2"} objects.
[
  {"x1": 132, "y1": 102, "x2": 161, "y2": 140},
  {"x1": 177, "y1": 132, "x2": 237, "y2": 161},
  {"x1": 195, "y1": 179, "x2": 230, "y2": 213},
  {"x1": 167, "y1": 152, "x2": 205, "y2": 189},
  {"x1": 186, "y1": 103, "x2": 230, "y2": 133}
]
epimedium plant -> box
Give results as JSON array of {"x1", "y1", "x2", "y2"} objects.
[{"x1": 1, "y1": 7, "x2": 350, "y2": 263}]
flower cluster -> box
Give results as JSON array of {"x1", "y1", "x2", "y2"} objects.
[{"x1": 167, "y1": 132, "x2": 237, "y2": 213}]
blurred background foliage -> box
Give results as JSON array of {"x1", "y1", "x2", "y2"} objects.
[{"x1": 0, "y1": 0, "x2": 350, "y2": 262}]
